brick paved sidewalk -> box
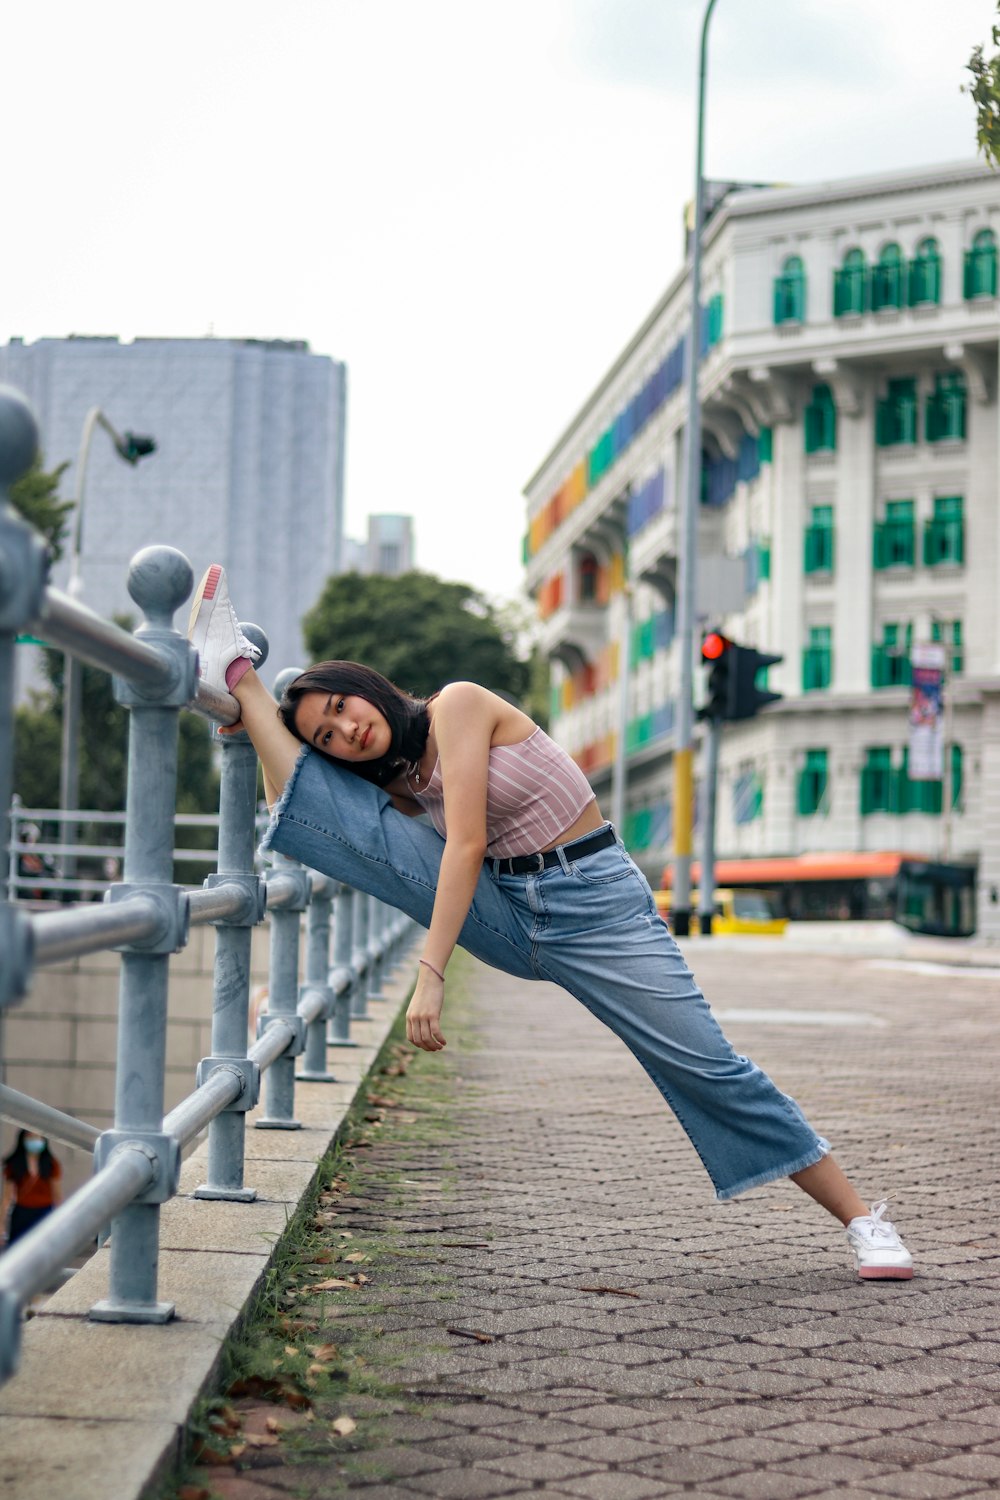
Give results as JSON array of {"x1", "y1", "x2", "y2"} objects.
[{"x1": 189, "y1": 944, "x2": 1000, "y2": 1500}]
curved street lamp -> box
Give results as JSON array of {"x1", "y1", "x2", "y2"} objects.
[
  {"x1": 59, "y1": 408, "x2": 156, "y2": 877},
  {"x1": 672, "y1": 0, "x2": 720, "y2": 936}
]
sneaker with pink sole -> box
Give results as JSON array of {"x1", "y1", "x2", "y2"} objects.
[
  {"x1": 187, "y1": 564, "x2": 260, "y2": 693},
  {"x1": 846, "y1": 1202, "x2": 914, "y2": 1280}
]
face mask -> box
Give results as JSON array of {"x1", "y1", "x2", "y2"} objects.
[{"x1": 24, "y1": 1138, "x2": 45, "y2": 1155}]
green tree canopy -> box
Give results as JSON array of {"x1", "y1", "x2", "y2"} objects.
[
  {"x1": 966, "y1": 4, "x2": 1000, "y2": 167},
  {"x1": 14, "y1": 625, "x2": 220, "y2": 817},
  {"x1": 301, "y1": 571, "x2": 530, "y2": 703},
  {"x1": 8, "y1": 458, "x2": 73, "y2": 560}
]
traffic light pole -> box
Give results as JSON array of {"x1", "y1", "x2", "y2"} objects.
[
  {"x1": 697, "y1": 717, "x2": 721, "y2": 937},
  {"x1": 672, "y1": 0, "x2": 718, "y2": 938}
]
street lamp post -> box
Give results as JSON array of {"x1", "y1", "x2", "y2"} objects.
[
  {"x1": 672, "y1": 0, "x2": 720, "y2": 937},
  {"x1": 59, "y1": 408, "x2": 156, "y2": 877}
]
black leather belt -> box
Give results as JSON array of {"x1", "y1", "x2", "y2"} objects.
[{"x1": 490, "y1": 824, "x2": 616, "y2": 876}]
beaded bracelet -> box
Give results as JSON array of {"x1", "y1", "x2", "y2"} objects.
[{"x1": 419, "y1": 958, "x2": 446, "y2": 983}]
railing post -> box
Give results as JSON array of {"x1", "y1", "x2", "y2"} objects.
[
  {"x1": 194, "y1": 625, "x2": 268, "y2": 1199},
  {"x1": 366, "y1": 897, "x2": 387, "y2": 1000},
  {"x1": 256, "y1": 853, "x2": 309, "y2": 1129},
  {"x1": 297, "y1": 876, "x2": 337, "y2": 1081},
  {"x1": 90, "y1": 546, "x2": 198, "y2": 1324},
  {"x1": 0, "y1": 389, "x2": 46, "y2": 1014},
  {"x1": 350, "y1": 886, "x2": 370, "y2": 1019},
  {"x1": 327, "y1": 884, "x2": 358, "y2": 1047}
]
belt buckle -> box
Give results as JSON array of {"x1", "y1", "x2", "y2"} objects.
[{"x1": 530, "y1": 852, "x2": 545, "y2": 873}]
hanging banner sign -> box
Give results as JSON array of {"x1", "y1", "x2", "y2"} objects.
[{"x1": 908, "y1": 642, "x2": 947, "y2": 780}]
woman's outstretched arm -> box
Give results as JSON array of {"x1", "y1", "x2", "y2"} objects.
[{"x1": 405, "y1": 683, "x2": 499, "y2": 1053}]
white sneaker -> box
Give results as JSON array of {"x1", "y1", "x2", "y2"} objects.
[
  {"x1": 187, "y1": 564, "x2": 260, "y2": 691},
  {"x1": 845, "y1": 1202, "x2": 914, "y2": 1281}
]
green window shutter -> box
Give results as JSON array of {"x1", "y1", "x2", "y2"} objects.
[
  {"x1": 758, "y1": 427, "x2": 773, "y2": 463},
  {"x1": 876, "y1": 378, "x2": 918, "y2": 446},
  {"x1": 966, "y1": 230, "x2": 998, "y2": 299},
  {"x1": 708, "y1": 294, "x2": 724, "y2": 346},
  {"x1": 861, "y1": 747, "x2": 892, "y2": 815},
  {"x1": 951, "y1": 744, "x2": 964, "y2": 811},
  {"x1": 804, "y1": 506, "x2": 834, "y2": 574},
  {"x1": 926, "y1": 372, "x2": 966, "y2": 443},
  {"x1": 872, "y1": 244, "x2": 903, "y2": 311},
  {"x1": 876, "y1": 500, "x2": 914, "y2": 568},
  {"x1": 758, "y1": 539, "x2": 771, "y2": 581},
  {"x1": 909, "y1": 239, "x2": 942, "y2": 306},
  {"x1": 804, "y1": 385, "x2": 836, "y2": 454},
  {"x1": 774, "y1": 258, "x2": 805, "y2": 324},
  {"x1": 925, "y1": 496, "x2": 965, "y2": 566},
  {"x1": 797, "y1": 749, "x2": 828, "y2": 816}
]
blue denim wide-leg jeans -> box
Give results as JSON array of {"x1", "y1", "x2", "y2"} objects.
[{"x1": 263, "y1": 748, "x2": 829, "y2": 1201}]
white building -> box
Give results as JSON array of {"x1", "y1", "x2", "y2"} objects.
[
  {"x1": 0, "y1": 335, "x2": 347, "y2": 684},
  {"x1": 523, "y1": 161, "x2": 1000, "y2": 938}
]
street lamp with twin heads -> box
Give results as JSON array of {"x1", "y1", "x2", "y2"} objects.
[{"x1": 59, "y1": 407, "x2": 157, "y2": 874}]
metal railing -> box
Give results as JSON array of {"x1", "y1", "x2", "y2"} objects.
[
  {"x1": 0, "y1": 384, "x2": 414, "y2": 1381},
  {"x1": 7, "y1": 801, "x2": 266, "y2": 901}
]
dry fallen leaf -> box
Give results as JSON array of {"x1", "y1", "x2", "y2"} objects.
[
  {"x1": 307, "y1": 1343, "x2": 339, "y2": 1362},
  {"x1": 284, "y1": 1344, "x2": 299, "y2": 1356},
  {"x1": 265, "y1": 1416, "x2": 285, "y2": 1434},
  {"x1": 306, "y1": 1276, "x2": 359, "y2": 1292},
  {"x1": 342, "y1": 1252, "x2": 369, "y2": 1264},
  {"x1": 331, "y1": 1415, "x2": 357, "y2": 1437},
  {"x1": 244, "y1": 1432, "x2": 281, "y2": 1448}
]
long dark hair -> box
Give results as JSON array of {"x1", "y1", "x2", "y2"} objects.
[
  {"x1": 3, "y1": 1128, "x2": 55, "y2": 1182},
  {"x1": 278, "y1": 662, "x2": 431, "y2": 788}
]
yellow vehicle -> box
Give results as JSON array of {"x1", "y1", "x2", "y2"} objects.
[{"x1": 654, "y1": 887, "x2": 788, "y2": 937}]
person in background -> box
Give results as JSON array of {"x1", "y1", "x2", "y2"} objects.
[{"x1": 1, "y1": 1130, "x2": 62, "y2": 1247}]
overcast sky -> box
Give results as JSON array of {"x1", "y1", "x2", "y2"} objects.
[{"x1": 1, "y1": 0, "x2": 993, "y2": 602}]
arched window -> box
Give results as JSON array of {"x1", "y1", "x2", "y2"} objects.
[
  {"x1": 773, "y1": 254, "x2": 805, "y2": 324},
  {"x1": 804, "y1": 384, "x2": 836, "y2": 454},
  {"x1": 964, "y1": 227, "x2": 998, "y2": 299},
  {"x1": 871, "y1": 243, "x2": 903, "y2": 311},
  {"x1": 834, "y1": 248, "x2": 867, "y2": 317},
  {"x1": 909, "y1": 236, "x2": 941, "y2": 305}
]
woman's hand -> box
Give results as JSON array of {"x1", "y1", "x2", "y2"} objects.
[{"x1": 406, "y1": 968, "x2": 447, "y2": 1051}]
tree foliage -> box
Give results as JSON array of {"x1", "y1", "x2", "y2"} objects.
[
  {"x1": 302, "y1": 571, "x2": 531, "y2": 703},
  {"x1": 965, "y1": 4, "x2": 1000, "y2": 168},
  {"x1": 8, "y1": 458, "x2": 73, "y2": 561}
]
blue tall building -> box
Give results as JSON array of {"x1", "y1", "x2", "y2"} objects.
[{"x1": 0, "y1": 335, "x2": 347, "y2": 684}]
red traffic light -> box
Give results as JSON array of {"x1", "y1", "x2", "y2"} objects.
[{"x1": 701, "y1": 631, "x2": 731, "y2": 662}]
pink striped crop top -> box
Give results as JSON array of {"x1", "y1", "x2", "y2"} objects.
[{"x1": 408, "y1": 727, "x2": 597, "y2": 858}]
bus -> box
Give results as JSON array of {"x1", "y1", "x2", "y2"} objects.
[{"x1": 660, "y1": 852, "x2": 977, "y2": 938}]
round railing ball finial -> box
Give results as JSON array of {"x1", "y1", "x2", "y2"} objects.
[
  {"x1": 273, "y1": 666, "x2": 305, "y2": 702},
  {"x1": 241, "y1": 622, "x2": 269, "y2": 670},
  {"x1": 127, "y1": 546, "x2": 195, "y2": 627},
  {"x1": 0, "y1": 386, "x2": 40, "y2": 488}
]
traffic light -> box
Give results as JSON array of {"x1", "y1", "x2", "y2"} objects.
[
  {"x1": 699, "y1": 630, "x2": 737, "y2": 721},
  {"x1": 699, "y1": 631, "x2": 784, "y2": 722},
  {"x1": 731, "y1": 644, "x2": 784, "y2": 721}
]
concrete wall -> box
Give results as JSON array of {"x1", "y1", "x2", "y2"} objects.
[{"x1": 1, "y1": 923, "x2": 273, "y2": 1198}]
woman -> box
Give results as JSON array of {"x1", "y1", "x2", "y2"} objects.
[
  {"x1": 1, "y1": 1131, "x2": 62, "y2": 1247},
  {"x1": 189, "y1": 565, "x2": 913, "y2": 1281}
]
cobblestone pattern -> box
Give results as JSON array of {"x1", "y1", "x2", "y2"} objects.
[{"x1": 202, "y1": 946, "x2": 1000, "y2": 1498}]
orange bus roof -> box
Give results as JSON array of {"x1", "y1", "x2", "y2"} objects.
[{"x1": 661, "y1": 852, "x2": 927, "y2": 888}]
